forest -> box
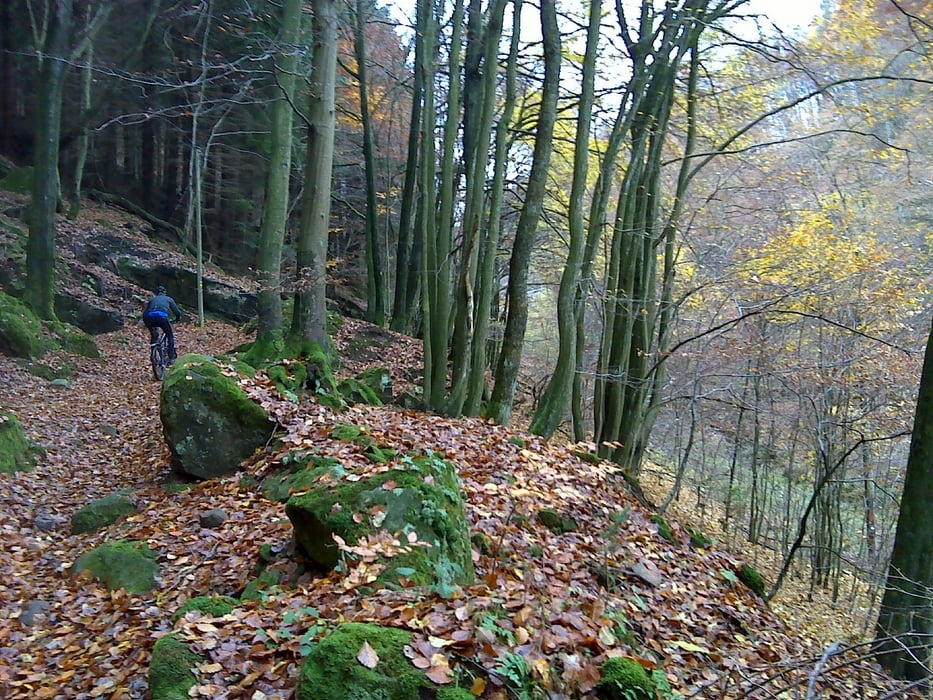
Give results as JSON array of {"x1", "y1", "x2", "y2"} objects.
[{"x1": 1, "y1": 0, "x2": 933, "y2": 695}]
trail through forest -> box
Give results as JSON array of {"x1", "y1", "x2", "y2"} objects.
[{"x1": 0, "y1": 315, "x2": 915, "y2": 699}]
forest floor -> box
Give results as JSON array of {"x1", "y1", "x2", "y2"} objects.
[{"x1": 0, "y1": 199, "x2": 916, "y2": 699}]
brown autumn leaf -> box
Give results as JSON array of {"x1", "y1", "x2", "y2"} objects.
[{"x1": 357, "y1": 641, "x2": 380, "y2": 669}]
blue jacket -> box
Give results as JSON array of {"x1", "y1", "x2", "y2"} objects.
[{"x1": 144, "y1": 294, "x2": 182, "y2": 321}]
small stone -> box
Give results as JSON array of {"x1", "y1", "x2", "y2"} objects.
[
  {"x1": 199, "y1": 508, "x2": 228, "y2": 528},
  {"x1": 50, "y1": 378, "x2": 71, "y2": 389},
  {"x1": 34, "y1": 512, "x2": 63, "y2": 532},
  {"x1": 20, "y1": 600, "x2": 49, "y2": 626}
]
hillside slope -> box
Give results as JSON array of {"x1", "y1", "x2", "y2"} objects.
[{"x1": 0, "y1": 201, "x2": 914, "y2": 699}]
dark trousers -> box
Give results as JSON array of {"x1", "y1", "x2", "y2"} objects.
[{"x1": 144, "y1": 315, "x2": 176, "y2": 360}]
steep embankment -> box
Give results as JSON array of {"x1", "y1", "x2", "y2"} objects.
[{"x1": 0, "y1": 320, "x2": 910, "y2": 699}]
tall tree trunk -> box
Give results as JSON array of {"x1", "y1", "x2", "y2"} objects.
[
  {"x1": 530, "y1": 0, "x2": 601, "y2": 436},
  {"x1": 422, "y1": 0, "x2": 464, "y2": 412},
  {"x1": 463, "y1": 0, "x2": 522, "y2": 416},
  {"x1": 354, "y1": 0, "x2": 385, "y2": 326},
  {"x1": 447, "y1": 0, "x2": 508, "y2": 416},
  {"x1": 389, "y1": 19, "x2": 423, "y2": 334},
  {"x1": 487, "y1": 0, "x2": 560, "y2": 425},
  {"x1": 592, "y1": 0, "x2": 707, "y2": 471},
  {"x1": 25, "y1": 0, "x2": 74, "y2": 320},
  {"x1": 256, "y1": 0, "x2": 301, "y2": 347},
  {"x1": 874, "y1": 317, "x2": 933, "y2": 689},
  {"x1": 293, "y1": 0, "x2": 338, "y2": 350}
]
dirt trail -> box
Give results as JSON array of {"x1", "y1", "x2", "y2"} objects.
[{"x1": 0, "y1": 320, "x2": 250, "y2": 699}]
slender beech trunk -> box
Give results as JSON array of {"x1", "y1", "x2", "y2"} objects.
[
  {"x1": 389, "y1": 23, "x2": 423, "y2": 334},
  {"x1": 256, "y1": 0, "x2": 301, "y2": 345},
  {"x1": 25, "y1": 0, "x2": 73, "y2": 320},
  {"x1": 292, "y1": 0, "x2": 338, "y2": 349},
  {"x1": 530, "y1": 0, "x2": 601, "y2": 436},
  {"x1": 487, "y1": 0, "x2": 560, "y2": 425},
  {"x1": 463, "y1": 0, "x2": 522, "y2": 416},
  {"x1": 354, "y1": 0, "x2": 385, "y2": 326},
  {"x1": 422, "y1": 0, "x2": 465, "y2": 411},
  {"x1": 448, "y1": 0, "x2": 509, "y2": 416}
]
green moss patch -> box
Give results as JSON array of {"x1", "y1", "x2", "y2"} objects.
[
  {"x1": 260, "y1": 454, "x2": 343, "y2": 502},
  {"x1": 172, "y1": 595, "x2": 239, "y2": 623},
  {"x1": 0, "y1": 291, "x2": 48, "y2": 359},
  {"x1": 337, "y1": 377, "x2": 383, "y2": 406},
  {"x1": 0, "y1": 166, "x2": 34, "y2": 195},
  {"x1": 739, "y1": 564, "x2": 766, "y2": 598},
  {"x1": 537, "y1": 508, "x2": 579, "y2": 534},
  {"x1": 356, "y1": 367, "x2": 393, "y2": 403},
  {"x1": 596, "y1": 657, "x2": 657, "y2": 700},
  {"x1": 0, "y1": 410, "x2": 36, "y2": 474},
  {"x1": 148, "y1": 633, "x2": 205, "y2": 700},
  {"x1": 72, "y1": 539, "x2": 159, "y2": 594},
  {"x1": 285, "y1": 451, "x2": 474, "y2": 592},
  {"x1": 296, "y1": 623, "x2": 433, "y2": 700},
  {"x1": 71, "y1": 492, "x2": 137, "y2": 534},
  {"x1": 650, "y1": 514, "x2": 674, "y2": 541}
]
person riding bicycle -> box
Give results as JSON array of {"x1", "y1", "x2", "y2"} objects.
[{"x1": 143, "y1": 285, "x2": 183, "y2": 364}]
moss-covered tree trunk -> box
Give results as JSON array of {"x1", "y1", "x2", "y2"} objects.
[
  {"x1": 25, "y1": 0, "x2": 74, "y2": 320},
  {"x1": 874, "y1": 317, "x2": 933, "y2": 689},
  {"x1": 256, "y1": 0, "x2": 301, "y2": 347},
  {"x1": 292, "y1": 0, "x2": 338, "y2": 350}
]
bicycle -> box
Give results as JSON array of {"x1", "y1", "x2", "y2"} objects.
[{"x1": 149, "y1": 328, "x2": 170, "y2": 381}]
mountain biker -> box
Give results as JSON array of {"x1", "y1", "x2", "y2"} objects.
[{"x1": 143, "y1": 285, "x2": 183, "y2": 364}]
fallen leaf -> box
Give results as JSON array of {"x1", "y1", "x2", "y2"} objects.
[{"x1": 357, "y1": 641, "x2": 380, "y2": 669}]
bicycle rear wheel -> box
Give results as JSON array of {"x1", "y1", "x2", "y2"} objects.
[{"x1": 150, "y1": 334, "x2": 167, "y2": 380}]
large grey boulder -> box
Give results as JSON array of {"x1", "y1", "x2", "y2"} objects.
[{"x1": 160, "y1": 355, "x2": 274, "y2": 479}]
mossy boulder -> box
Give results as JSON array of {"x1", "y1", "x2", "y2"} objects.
[
  {"x1": 0, "y1": 291, "x2": 48, "y2": 359},
  {"x1": 171, "y1": 595, "x2": 239, "y2": 623},
  {"x1": 537, "y1": 508, "x2": 579, "y2": 534},
  {"x1": 71, "y1": 492, "x2": 137, "y2": 534},
  {"x1": 295, "y1": 623, "x2": 434, "y2": 700},
  {"x1": 260, "y1": 453, "x2": 343, "y2": 502},
  {"x1": 739, "y1": 564, "x2": 766, "y2": 598},
  {"x1": 356, "y1": 367, "x2": 393, "y2": 403},
  {"x1": 72, "y1": 539, "x2": 159, "y2": 594},
  {"x1": 159, "y1": 355, "x2": 274, "y2": 479},
  {"x1": 47, "y1": 319, "x2": 100, "y2": 358},
  {"x1": 337, "y1": 377, "x2": 383, "y2": 406},
  {"x1": 0, "y1": 410, "x2": 36, "y2": 473},
  {"x1": 596, "y1": 657, "x2": 657, "y2": 700},
  {"x1": 0, "y1": 166, "x2": 34, "y2": 195},
  {"x1": 148, "y1": 633, "x2": 205, "y2": 700},
  {"x1": 285, "y1": 451, "x2": 474, "y2": 592}
]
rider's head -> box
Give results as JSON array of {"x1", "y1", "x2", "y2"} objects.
[{"x1": 156, "y1": 285, "x2": 167, "y2": 295}]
